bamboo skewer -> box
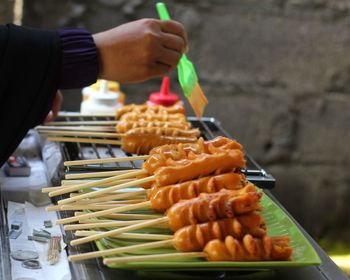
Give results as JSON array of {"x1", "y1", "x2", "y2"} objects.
[
  {"x1": 70, "y1": 216, "x2": 168, "y2": 245},
  {"x1": 45, "y1": 132, "x2": 197, "y2": 148},
  {"x1": 58, "y1": 112, "x2": 115, "y2": 117},
  {"x1": 49, "y1": 169, "x2": 146, "y2": 197},
  {"x1": 65, "y1": 178, "x2": 134, "y2": 186},
  {"x1": 37, "y1": 126, "x2": 116, "y2": 132},
  {"x1": 70, "y1": 193, "x2": 144, "y2": 199},
  {"x1": 64, "y1": 156, "x2": 148, "y2": 167},
  {"x1": 73, "y1": 212, "x2": 161, "y2": 220},
  {"x1": 78, "y1": 219, "x2": 119, "y2": 223},
  {"x1": 56, "y1": 201, "x2": 153, "y2": 225},
  {"x1": 44, "y1": 120, "x2": 119, "y2": 126},
  {"x1": 70, "y1": 188, "x2": 146, "y2": 198},
  {"x1": 65, "y1": 219, "x2": 167, "y2": 230},
  {"x1": 49, "y1": 200, "x2": 147, "y2": 211},
  {"x1": 57, "y1": 176, "x2": 154, "y2": 205},
  {"x1": 103, "y1": 252, "x2": 206, "y2": 264},
  {"x1": 40, "y1": 130, "x2": 123, "y2": 138},
  {"x1": 64, "y1": 220, "x2": 146, "y2": 230},
  {"x1": 69, "y1": 193, "x2": 144, "y2": 199},
  {"x1": 72, "y1": 196, "x2": 146, "y2": 204},
  {"x1": 65, "y1": 170, "x2": 135, "y2": 179},
  {"x1": 47, "y1": 204, "x2": 125, "y2": 211},
  {"x1": 47, "y1": 136, "x2": 122, "y2": 146},
  {"x1": 74, "y1": 231, "x2": 171, "y2": 241},
  {"x1": 76, "y1": 219, "x2": 145, "y2": 224},
  {"x1": 47, "y1": 199, "x2": 147, "y2": 211},
  {"x1": 62, "y1": 180, "x2": 98, "y2": 185},
  {"x1": 41, "y1": 179, "x2": 137, "y2": 193},
  {"x1": 70, "y1": 190, "x2": 147, "y2": 204},
  {"x1": 69, "y1": 239, "x2": 173, "y2": 262}
]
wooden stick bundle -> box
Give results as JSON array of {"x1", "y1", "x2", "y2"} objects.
[
  {"x1": 56, "y1": 200, "x2": 154, "y2": 225},
  {"x1": 43, "y1": 120, "x2": 119, "y2": 126},
  {"x1": 64, "y1": 220, "x2": 147, "y2": 231},
  {"x1": 49, "y1": 169, "x2": 147, "y2": 197},
  {"x1": 42, "y1": 179, "x2": 136, "y2": 193},
  {"x1": 47, "y1": 200, "x2": 147, "y2": 212},
  {"x1": 73, "y1": 212, "x2": 161, "y2": 220},
  {"x1": 47, "y1": 136, "x2": 122, "y2": 146},
  {"x1": 56, "y1": 175, "x2": 154, "y2": 204},
  {"x1": 74, "y1": 231, "x2": 171, "y2": 241},
  {"x1": 103, "y1": 252, "x2": 206, "y2": 264},
  {"x1": 40, "y1": 130, "x2": 123, "y2": 138},
  {"x1": 57, "y1": 112, "x2": 115, "y2": 117},
  {"x1": 69, "y1": 189, "x2": 146, "y2": 204},
  {"x1": 69, "y1": 217, "x2": 168, "y2": 245},
  {"x1": 69, "y1": 239, "x2": 173, "y2": 262},
  {"x1": 64, "y1": 156, "x2": 148, "y2": 167},
  {"x1": 37, "y1": 125, "x2": 116, "y2": 132}
]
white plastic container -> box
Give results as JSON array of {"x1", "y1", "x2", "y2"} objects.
[{"x1": 80, "y1": 80, "x2": 124, "y2": 114}]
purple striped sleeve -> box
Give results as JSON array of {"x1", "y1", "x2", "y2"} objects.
[{"x1": 58, "y1": 28, "x2": 99, "y2": 89}]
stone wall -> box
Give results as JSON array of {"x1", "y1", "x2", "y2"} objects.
[
  {"x1": 0, "y1": 0, "x2": 14, "y2": 23},
  {"x1": 22, "y1": 0, "x2": 350, "y2": 240}
]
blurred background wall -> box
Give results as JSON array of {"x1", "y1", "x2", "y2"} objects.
[
  {"x1": 0, "y1": 0, "x2": 13, "y2": 23},
  {"x1": 4, "y1": 0, "x2": 350, "y2": 243}
]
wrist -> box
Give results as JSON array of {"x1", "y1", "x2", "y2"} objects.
[{"x1": 92, "y1": 31, "x2": 115, "y2": 81}]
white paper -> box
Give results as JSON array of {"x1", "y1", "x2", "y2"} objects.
[{"x1": 7, "y1": 201, "x2": 71, "y2": 280}]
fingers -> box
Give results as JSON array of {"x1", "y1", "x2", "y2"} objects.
[
  {"x1": 159, "y1": 20, "x2": 188, "y2": 51},
  {"x1": 149, "y1": 62, "x2": 171, "y2": 78},
  {"x1": 161, "y1": 32, "x2": 185, "y2": 53},
  {"x1": 156, "y1": 47, "x2": 182, "y2": 69},
  {"x1": 52, "y1": 90, "x2": 63, "y2": 118},
  {"x1": 158, "y1": 20, "x2": 187, "y2": 68},
  {"x1": 44, "y1": 90, "x2": 63, "y2": 123},
  {"x1": 44, "y1": 111, "x2": 54, "y2": 123}
]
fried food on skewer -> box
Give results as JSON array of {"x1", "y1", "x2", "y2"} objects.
[
  {"x1": 125, "y1": 127, "x2": 200, "y2": 138},
  {"x1": 68, "y1": 213, "x2": 267, "y2": 261},
  {"x1": 166, "y1": 190, "x2": 262, "y2": 232},
  {"x1": 144, "y1": 136, "x2": 242, "y2": 173},
  {"x1": 204, "y1": 234, "x2": 293, "y2": 261},
  {"x1": 147, "y1": 174, "x2": 249, "y2": 212},
  {"x1": 115, "y1": 103, "x2": 185, "y2": 119},
  {"x1": 102, "y1": 234, "x2": 293, "y2": 265},
  {"x1": 49, "y1": 137, "x2": 245, "y2": 200},
  {"x1": 173, "y1": 213, "x2": 266, "y2": 252},
  {"x1": 66, "y1": 189, "x2": 262, "y2": 245},
  {"x1": 119, "y1": 112, "x2": 186, "y2": 123},
  {"x1": 115, "y1": 120, "x2": 191, "y2": 133}
]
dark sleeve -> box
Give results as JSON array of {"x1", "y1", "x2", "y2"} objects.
[
  {"x1": 0, "y1": 24, "x2": 61, "y2": 166},
  {"x1": 58, "y1": 28, "x2": 98, "y2": 89}
]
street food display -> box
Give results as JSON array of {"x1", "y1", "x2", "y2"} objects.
[
  {"x1": 37, "y1": 103, "x2": 203, "y2": 154},
  {"x1": 43, "y1": 136, "x2": 293, "y2": 265}
]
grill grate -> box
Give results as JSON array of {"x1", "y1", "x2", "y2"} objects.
[{"x1": 56, "y1": 115, "x2": 275, "y2": 189}]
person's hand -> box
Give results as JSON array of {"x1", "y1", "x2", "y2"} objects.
[
  {"x1": 45, "y1": 90, "x2": 63, "y2": 122},
  {"x1": 93, "y1": 19, "x2": 188, "y2": 83}
]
